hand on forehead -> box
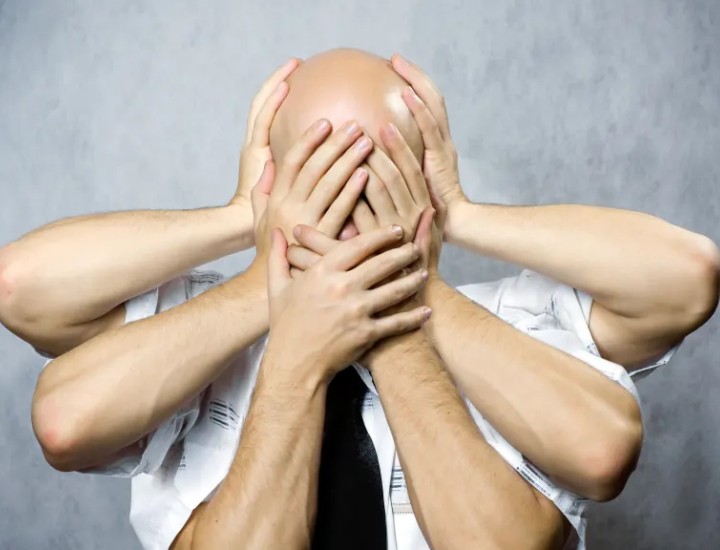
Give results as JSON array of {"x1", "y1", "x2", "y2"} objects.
[{"x1": 269, "y1": 48, "x2": 424, "y2": 164}]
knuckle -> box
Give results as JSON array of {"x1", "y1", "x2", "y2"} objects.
[
  {"x1": 283, "y1": 150, "x2": 304, "y2": 172},
  {"x1": 330, "y1": 279, "x2": 350, "y2": 297},
  {"x1": 350, "y1": 299, "x2": 367, "y2": 318}
]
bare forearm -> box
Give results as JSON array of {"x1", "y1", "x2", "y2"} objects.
[
  {"x1": 191, "y1": 352, "x2": 327, "y2": 550},
  {"x1": 0, "y1": 205, "x2": 252, "y2": 337},
  {"x1": 369, "y1": 331, "x2": 561, "y2": 550},
  {"x1": 32, "y1": 267, "x2": 268, "y2": 471},
  {"x1": 446, "y1": 201, "x2": 719, "y2": 320},
  {"x1": 425, "y1": 277, "x2": 641, "y2": 500}
]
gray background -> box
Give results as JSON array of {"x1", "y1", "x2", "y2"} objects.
[{"x1": 1, "y1": 0, "x2": 718, "y2": 548}]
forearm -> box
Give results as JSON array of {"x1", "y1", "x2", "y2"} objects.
[
  {"x1": 425, "y1": 277, "x2": 641, "y2": 500},
  {"x1": 369, "y1": 331, "x2": 562, "y2": 550},
  {"x1": 191, "y1": 351, "x2": 327, "y2": 550},
  {"x1": 446, "y1": 201, "x2": 719, "y2": 321},
  {"x1": 0, "y1": 205, "x2": 253, "y2": 338},
  {"x1": 32, "y1": 267, "x2": 268, "y2": 471}
]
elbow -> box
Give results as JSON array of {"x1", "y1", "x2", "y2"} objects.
[
  {"x1": 579, "y1": 412, "x2": 644, "y2": 502},
  {"x1": 0, "y1": 245, "x2": 40, "y2": 333},
  {"x1": 0, "y1": 245, "x2": 21, "y2": 325},
  {"x1": 680, "y1": 235, "x2": 720, "y2": 330},
  {"x1": 31, "y1": 392, "x2": 88, "y2": 472}
]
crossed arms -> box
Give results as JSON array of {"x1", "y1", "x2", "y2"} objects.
[{"x1": 1, "y1": 56, "x2": 718, "y2": 549}]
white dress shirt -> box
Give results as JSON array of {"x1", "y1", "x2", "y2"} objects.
[{"x1": 36, "y1": 268, "x2": 677, "y2": 550}]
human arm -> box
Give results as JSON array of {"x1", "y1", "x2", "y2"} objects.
[
  {"x1": 292, "y1": 122, "x2": 644, "y2": 501},
  {"x1": 391, "y1": 53, "x2": 720, "y2": 368},
  {"x1": 31, "y1": 116, "x2": 377, "y2": 472},
  {"x1": 0, "y1": 58, "x2": 300, "y2": 358},
  {"x1": 368, "y1": 326, "x2": 567, "y2": 550},
  {"x1": 372, "y1": 213, "x2": 566, "y2": 550},
  {"x1": 377, "y1": 115, "x2": 643, "y2": 500},
  {"x1": 171, "y1": 225, "x2": 431, "y2": 549}
]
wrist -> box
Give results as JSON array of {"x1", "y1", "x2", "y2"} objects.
[
  {"x1": 219, "y1": 203, "x2": 255, "y2": 252},
  {"x1": 425, "y1": 271, "x2": 448, "y2": 303},
  {"x1": 443, "y1": 198, "x2": 473, "y2": 244},
  {"x1": 259, "y1": 343, "x2": 331, "y2": 396}
]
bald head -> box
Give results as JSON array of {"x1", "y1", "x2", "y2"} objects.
[{"x1": 269, "y1": 48, "x2": 423, "y2": 164}]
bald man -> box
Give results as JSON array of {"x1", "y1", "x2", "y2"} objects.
[{"x1": 1, "y1": 49, "x2": 717, "y2": 550}]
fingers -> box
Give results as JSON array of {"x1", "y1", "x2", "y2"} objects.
[
  {"x1": 324, "y1": 225, "x2": 404, "y2": 271},
  {"x1": 338, "y1": 220, "x2": 360, "y2": 240},
  {"x1": 365, "y1": 268, "x2": 429, "y2": 313},
  {"x1": 293, "y1": 224, "x2": 338, "y2": 255},
  {"x1": 267, "y1": 228, "x2": 291, "y2": 293},
  {"x1": 390, "y1": 53, "x2": 450, "y2": 139},
  {"x1": 379, "y1": 122, "x2": 430, "y2": 206},
  {"x1": 274, "y1": 119, "x2": 332, "y2": 196},
  {"x1": 371, "y1": 305, "x2": 432, "y2": 340},
  {"x1": 245, "y1": 58, "x2": 300, "y2": 144},
  {"x1": 317, "y1": 167, "x2": 368, "y2": 237},
  {"x1": 248, "y1": 81, "x2": 289, "y2": 148},
  {"x1": 366, "y1": 147, "x2": 414, "y2": 213},
  {"x1": 401, "y1": 87, "x2": 445, "y2": 153},
  {"x1": 351, "y1": 198, "x2": 378, "y2": 234},
  {"x1": 308, "y1": 133, "x2": 373, "y2": 213},
  {"x1": 291, "y1": 121, "x2": 369, "y2": 201},
  {"x1": 364, "y1": 166, "x2": 397, "y2": 220},
  {"x1": 350, "y1": 241, "x2": 420, "y2": 289},
  {"x1": 286, "y1": 244, "x2": 321, "y2": 271}
]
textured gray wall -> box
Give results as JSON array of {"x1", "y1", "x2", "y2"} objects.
[{"x1": 1, "y1": 1, "x2": 718, "y2": 548}]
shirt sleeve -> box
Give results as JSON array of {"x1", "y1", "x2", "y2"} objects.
[{"x1": 33, "y1": 269, "x2": 227, "y2": 478}]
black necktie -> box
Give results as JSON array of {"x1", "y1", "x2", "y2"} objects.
[{"x1": 312, "y1": 366, "x2": 387, "y2": 550}]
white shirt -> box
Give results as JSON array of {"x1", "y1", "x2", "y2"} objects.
[{"x1": 36, "y1": 268, "x2": 677, "y2": 550}]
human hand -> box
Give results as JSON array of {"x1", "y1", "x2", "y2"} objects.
[
  {"x1": 230, "y1": 58, "x2": 300, "y2": 221},
  {"x1": 264, "y1": 225, "x2": 432, "y2": 384},
  {"x1": 353, "y1": 120, "x2": 444, "y2": 271},
  {"x1": 390, "y1": 54, "x2": 467, "y2": 218},
  {"x1": 347, "y1": 122, "x2": 433, "y2": 247},
  {"x1": 286, "y1": 121, "x2": 446, "y2": 275},
  {"x1": 250, "y1": 118, "x2": 374, "y2": 276}
]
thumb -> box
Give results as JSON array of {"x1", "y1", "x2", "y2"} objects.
[
  {"x1": 425, "y1": 180, "x2": 447, "y2": 231},
  {"x1": 414, "y1": 207, "x2": 435, "y2": 256},
  {"x1": 267, "y1": 228, "x2": 291, "y2": 293},
  {"x1": 251, "y1": 160, "x2": 275, "y2": 218}
]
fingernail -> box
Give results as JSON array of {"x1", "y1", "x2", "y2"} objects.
[
  {"x1": 391, "y1": 225, "x2": 403, "y2": 237},
  {"x1": 355, "y1": 136, "x2": 372, "y2": 151},
  {"x1": 355, "y1": 167, "x2": 368, "y2": 182},
  {"x1": 315, "y1": 119, "x2": 331, "y2": 132},
  {"x1": 412, "y1": 244, "x2": 420, "y2": 255},
  {"x1": 422, "y1": 307, "x2": 432, "y2": 320},
  {"x1": 420, "y1": 269, "x2": 429, "y2": 280},
  {"x1": 293, "y1": 225, "x2": 302, "y2": 238},
  {"x1": 385, "y1": 123, "x2": 398, "y2": 137},
  {"x1": 344, "y1": 120, "x2": 360, "y2": 135}
]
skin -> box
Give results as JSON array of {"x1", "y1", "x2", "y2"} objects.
[
  {"x1": 0, "y1": 48, "x2": 716, "y2": 548},
  {"x1": 279, "y1": 51, "x2": 720, "y2": 512}
]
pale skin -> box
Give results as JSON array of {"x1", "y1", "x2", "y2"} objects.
[{"x1": 0, "y1": 48, "x2": 717, "y2": 548}]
